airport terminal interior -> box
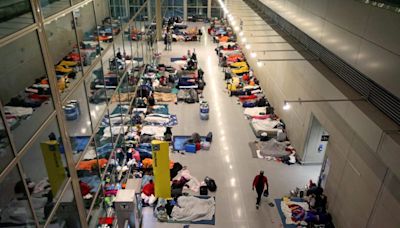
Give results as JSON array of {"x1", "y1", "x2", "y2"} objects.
[{"x1": 0, "y1": 0, "x2": 399, "y2": 227}]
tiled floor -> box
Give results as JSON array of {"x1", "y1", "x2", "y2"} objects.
[{"x1": 141, "y1": 23, "x2": 321, "y2": 228}]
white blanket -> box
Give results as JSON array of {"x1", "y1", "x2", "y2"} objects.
[
  {"x1": 141, "y1": 125, "x2": 166, "y2": 138},
  {"x1": 251, "y1": 118, "x2": 280, "y2": 130},
  {"x1": 4, "y1": 106, "x2": 33, "y2": 117},
  {"x1": 102, "y1": 126, "x2": 129, "y2": 139},
  {"x1": 144, "y1": 116, "x2": 169, "y2": 124},
  {"x1": 243, "y1": 107, "x2": 267, "y2": 117},
  {"x1": 171, "y1": 196, "x2": 215, "y2": 222}
]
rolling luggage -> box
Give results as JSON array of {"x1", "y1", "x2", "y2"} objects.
[{"x1": 206, "y1": 132, "x2": 213, "y2": 142}]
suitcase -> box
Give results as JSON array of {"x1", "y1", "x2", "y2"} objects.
[
  {"x1": 185, "y1": 144, "x2": 196, "y2": 153},
  {"x1": 200, "y1": 186, "x2": 208, "y2": 195},
  {"x1": 206, "y1": 132, "x2": 213, "y2": 142}
]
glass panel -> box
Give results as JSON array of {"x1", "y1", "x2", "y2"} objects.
[
  {"x1": 211, "y1": 0, "x2": 220, "y2": 7},
  {"x1": 198, "y1": 7, "x2": 207, "y2": 16},
  {"x1": 0, "y1": 167, "x2": 35, "y2": 226},
  {"x1": 188, "y1": 0, "x2": 196, "y2": 6},
  {"x1": 175, "y1": 0, "x2": 183, "y2": 6},
  {"x1": 86, "y1": 62, "x2": 109, "y2": 128},
  {"x1": 94, "y1": 0, "x2": 111, "y2": 26},
  {"x1": 211, "y1": 8, "x2": 221, "y2": 18},
  {"x1": 40, "y1": 0, "x2": 71, "y2": 18},
  {"x1": 0, "y1": 116, "x2": 14, "y2": 173},
  {"x1": 0, "y1": 31, "x2": 54, "y2": 152},
  {"x1": 47, "y1": 183, "x2": 82, "y2": 227},
  {"x1": 63, "y1": 83, "x2": 93, "y2": 163},
  {"x1": 44, "y1": 13, "x2": 83, "y2": 100},
  {"x1": 0, "y1": 0, "x2": 34, "y2": 38},
  {"x1": 188, "y1": 7, "x2": 196, "y2": 16},
  {"x1": 75, "y1": 3, "x2": 102, "y2": 75},
  {"x1": 94, "y1": 126, "x2": 113, "y2": 162},
  {"x1": 72, "y1": 0, "x2": 84, "y2": 4},
  {"x1": 199, "y1": 0, "x2": 208, "y2": 7},
  {"x1": 19, "y1": 118, "x2": 69, "y2": 224},
  {"x1": 77, "y1": 146, "x2": 102, "y2": 210},
  {"x1": 88, "y1": 190, "x2": 106, "y2": 227}
]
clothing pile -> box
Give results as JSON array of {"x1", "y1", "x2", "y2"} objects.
[{"x1": 279, "y1": 181, "x2": 334, "y2": 227}]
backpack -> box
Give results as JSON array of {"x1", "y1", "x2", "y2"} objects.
[
  {"x1": 206, "y1": 132, "x2": 213, "y2": 142},
  {"x1": 204, "y1": 176, "x2": 217, "y2": 192},
  {"x1": 185, "y1": 98, "x2": 195, "y2": 103},
  {"x1": 200, "y1": 186, "x2": 208, "y2": 195}
]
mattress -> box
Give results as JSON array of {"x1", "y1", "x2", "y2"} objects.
[
  {"x1": 243, "y1": 107, "x2": 267, "y2": 117},
  {"x1": 250, "y1": 119, "x2": 282, "y2": 137}
]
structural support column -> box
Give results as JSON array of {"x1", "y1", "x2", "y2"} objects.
[
  {"x1": 147, "y1": 0, "x2": 152, "y2": 23},
  {"x1": 155, "y1": 0, "x2": 162, "y2": 40},
  {"x1": 124, "y1": 0, "x2": 129, "y2": 18},
  {"x1": 207, "y1": 0, "x2": 212, "y2": 18},
  {"x1": 183, "y1": 0, "x2": 188, "y2": 21}
]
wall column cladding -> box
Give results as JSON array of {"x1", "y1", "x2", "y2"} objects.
[
  {"x1": 207, "y1": 0, "x2": 211, "y2": 18},
  {"x1": 237, "y1": 0, "x2": 400, "y2": 227},
  {"x1": 183, "y1": 0, "x2": 188, "y2": 20}
]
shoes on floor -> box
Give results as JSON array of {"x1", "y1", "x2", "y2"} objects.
[
  {"x1": 256, "y1": 204, "x2": 259, "y2": 209},
  {"x1": 268, "y1": 202, "x2": 275, "y2": 207}
]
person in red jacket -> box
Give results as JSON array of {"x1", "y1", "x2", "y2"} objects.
[{"x1": 252, "y1": 170, "x2": 268, "y2": 209}]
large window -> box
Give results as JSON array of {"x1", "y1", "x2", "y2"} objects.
[
  {"x1": 0, "y1": 31, "x2": 54, "y2": 152},
  {"x1": 0, "y1": 0, "x2": 34, "y2": 38}
]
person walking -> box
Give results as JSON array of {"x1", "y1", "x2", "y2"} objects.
[
  {"x1": 164, "y1": 33, "x2": 168, "y2": 51},
  {"x1": 167, "y1": 32, "x2": 173, "y2": 51},
  {"x1": 197, "y1": 29, "x2": 203, "y2": 42},
  {"x1": 252, "y1": 170, "x2": 268, "y2": 209}
]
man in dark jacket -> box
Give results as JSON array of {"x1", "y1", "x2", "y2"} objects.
[{"x1": 252, "y1": 170, "x2": 268, "y2": 209}]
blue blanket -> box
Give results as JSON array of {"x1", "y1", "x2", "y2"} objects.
[{"x1": 152, "y1": 104, "x2": 169, "y2": 115}]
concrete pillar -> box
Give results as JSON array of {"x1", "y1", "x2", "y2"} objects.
[
  {"x1": 124, "y1": 0, "x2": 129, "y2": 18},
  {"x1": 183, "y1": 0, "x2": 188, "y2": 21},
  {"x1": 207, "y1": 0, "x2": 212, "y2": 18},
  {"x1": 147, "y1": 0, "x2": 152, "y2": 22},
  {"x1": 156, "y1": 0, "x2": 162, "y2": 40}
]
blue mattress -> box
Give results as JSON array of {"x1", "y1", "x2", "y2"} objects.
[
  {"x1": 172, "y1": 135, "x2": 207, "y2": 151},
  {"x1": 60, "y1": 136, "x2": 90, "y2": 154}
]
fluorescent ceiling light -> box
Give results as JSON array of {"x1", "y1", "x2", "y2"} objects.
[{"x1": 283, "y1": 101, "x2": 291, "y2": 110}]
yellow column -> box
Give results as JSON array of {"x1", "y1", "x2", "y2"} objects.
[
  {"x1": 41, "y1": 140, "x2": 66, "y2": 196},
  {"x1": 152, "y1": 140, "x2": 171, "y2": 199}
]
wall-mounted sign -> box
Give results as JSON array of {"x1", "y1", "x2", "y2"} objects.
[{"x1": 321, "y1": 135, "x2": 330, "y2": 141}]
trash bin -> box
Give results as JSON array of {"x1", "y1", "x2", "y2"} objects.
[{"x1": 200, "y1": 101, "x2": 209, "y2": 120}]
